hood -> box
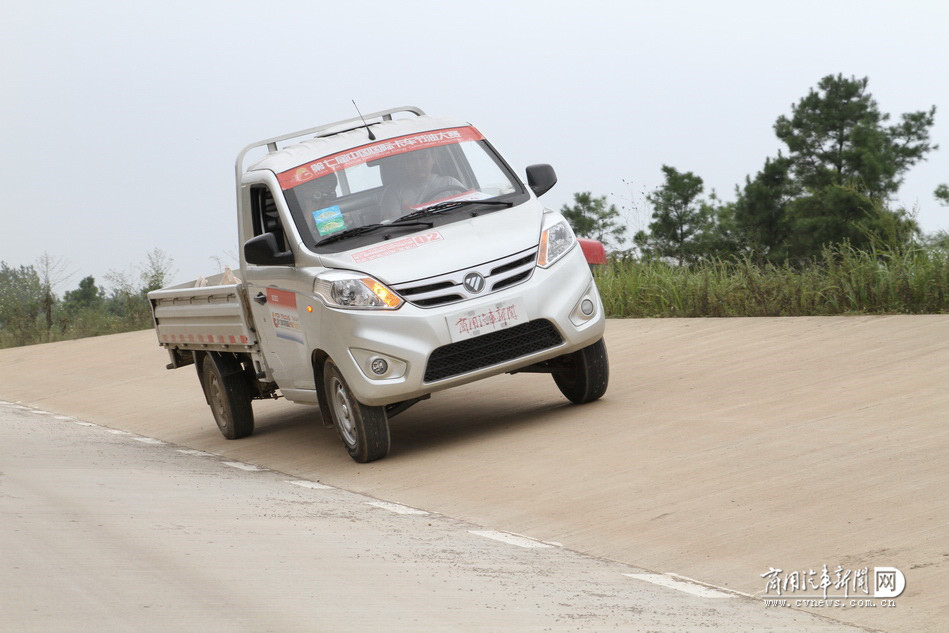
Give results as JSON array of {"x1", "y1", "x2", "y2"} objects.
[{"x1": 317, "y1": 199, "x2": 545, "y2": 284}]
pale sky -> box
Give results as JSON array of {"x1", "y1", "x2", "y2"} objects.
[{"x1": 3, "y1": 0, "x2": 947, "y2": 291}]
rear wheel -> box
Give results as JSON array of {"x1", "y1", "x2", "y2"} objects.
[
  {"x1": 201, "y1": 353, "x2": 255, "y2": 439},
  {"x1": 322, "y1": 359, "x2": 390, "y2": 463},
  {"x1": 552, "y1": 338, "x2": 609, "y2": 404}
]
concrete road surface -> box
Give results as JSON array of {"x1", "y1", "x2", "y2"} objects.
[
  {"x1": 1, "y1": 316, "x2": 946, "y2": 631},
  {"x1": 1, "y1": 407, "x2": 863, "y2": 632}
]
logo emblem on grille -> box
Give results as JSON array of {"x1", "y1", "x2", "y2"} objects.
[{"x1": 463, "y1": 272, "x2": 486, "y2": 294}]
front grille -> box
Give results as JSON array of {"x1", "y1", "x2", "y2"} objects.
[
  {"x1": 424, "y1": 319, "x2": 563, "y2": 382},
  {"x1": 492, "y1": 270, "x2": 530, "y2": 291},
  {"x1": 398, "y1": 280, "x2": 454, "y2": 295},
  {"x1": 415, "y1": 294, "x2": 463, "y2": 307},
  {"x1": 392, "y1": 247, "x2": 537, "y2": 308},
  {"x1": 490, "y1": 252, "x2": 535, "y2": 276}
]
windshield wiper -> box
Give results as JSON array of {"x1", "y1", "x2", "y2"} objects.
[
  {"x1": 315, "y1": 220, "x2": 434, "y2": 247},
  {"x1": 395, "y1": 199, "x2": 514, "y2": 223}
]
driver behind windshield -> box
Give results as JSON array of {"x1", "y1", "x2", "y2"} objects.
[
  {"x1": 379, "y1": 148, "x2": 465, "y2": 221},
  {"x1": 307, "y1": 171, "x2": 339, "y2": 211}
]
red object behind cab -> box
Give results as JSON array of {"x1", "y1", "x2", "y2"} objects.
[{"x1": 578, "y1": 239, "x2": 607, "y2": 265}]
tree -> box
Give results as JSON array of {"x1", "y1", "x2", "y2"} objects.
[
  {"x1": 922, "y1": 231, "x2": 949, "y2": 250},
  {"x1": 139, "y1": 248, "x2": 175, "y2": 293},
  {"x1": 729, "y1": 74, "x2": 935, "y2": 260},
  {"x1": 0, "y1": 262, "x2": 43, "y2": 344},
  {"x1": 932, "y1": 184, "x2": 949, "y2": 250},
  {"x1": 36, "y1": 252, "x2": 70, "y2": 339},
  {"x1": 732, "y1": 155, "x2": 795, "y2": 261},
  {"x1": 104, "y1": 249, "x2": 176, "y2": 327},
  {"x1": 704, "y1": 197, "x2": 748, "y2": 258},
  {"x1": 63, "y1": 276, "x2": 104, "y2": 311},
  {"x1": 936, "y1": 184, "x2": 949, "y2": 206},
  {"x1": 774, "y1": 74, "x2": 936, "y2": 197},
  {"x1": 639, "y1": 165, "x2": 714, "y2": 265},
  {"x1": 560, "y1": 192, "x2": 628, "y2": 249},
  {"x1": 784, "y1": 186, "x2": 918, "y2": 258}
]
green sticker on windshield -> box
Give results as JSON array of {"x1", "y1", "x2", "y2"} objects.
[{"x1": 312, "y1": 205, "x2": 346, "y2": 236}]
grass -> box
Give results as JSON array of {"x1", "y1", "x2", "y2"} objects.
[
  {"x1": 0, "y1": 307, "x2": 153, "y2": 350},
  {"x1": 3, "y1": 245, "x2": 947, "y2": 350},
  {"x1": 596, "y1": 244, "x2": 949, "y2": 317}
]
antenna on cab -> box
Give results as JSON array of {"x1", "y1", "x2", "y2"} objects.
[{"x1": 352, "y1": 100, "x2": 376, "y2": 141}]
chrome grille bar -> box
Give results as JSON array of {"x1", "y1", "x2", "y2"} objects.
[{"x1": 392, "y1": 246, "x2": 538, "y2": 307}]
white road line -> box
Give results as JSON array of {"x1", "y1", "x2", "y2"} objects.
[
  {"x1": 469, "y1": 530, "x2": 554, "y2": 549},
  {"x1": 285, "y1": 480, "x2": 334, "y2": 490},
  {"x1": 132, "y1": 437, "x2": 166, "y2": 445},
  {"x1": 365, "y1": 501, "x2": 429, "y2": 515},
  {"x1": 54, "y1": 415, "x2": 75, "y2": 420},
  {"x1": 107, "y1": 429, "x2": 131, "y2": 435},
  {"x1": 623, "y1": 574, "x2": 734, "y2": 598},
  {"x1": 73, "y1": 421, "x2": 97, "y2": 427},
  {"x1": 666, "y1": 573, "x2": 754, "y2": 598},
  {"x1": 222, "y1": 462, "x2": 267, "y2": 472},
  {"x1": 177, "y1": 449, "x2": 216, "y2": 457},
  {"x1": 31, "y1": 410, "x2": 54, "y2": 415},
  {"x1": 12, "y1": 405, "x2": 31, "y2": 410}
]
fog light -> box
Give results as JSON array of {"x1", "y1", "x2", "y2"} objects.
[
  {"x1": 569, "y1": 284, "x2": 600, "y2": 327},
  {"x1": 349, "y1": 348, "x2": 407, "y2": 380}
]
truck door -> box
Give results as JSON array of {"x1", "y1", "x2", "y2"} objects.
[{"x1": 241, "y1": 184, "x2": 315, "y2": 390}]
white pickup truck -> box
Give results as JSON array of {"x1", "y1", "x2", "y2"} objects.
[{"x1": 149, "y1": 106, "x2": 608, "y2": 462}]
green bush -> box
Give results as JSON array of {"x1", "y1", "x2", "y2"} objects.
[{"x1": 597, "y1": 244, "x2": 949, "y2": 317}]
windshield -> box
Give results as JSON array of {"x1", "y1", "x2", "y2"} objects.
[{"x1": 279, "y1": 126, "x2": 527, "y2": 251}]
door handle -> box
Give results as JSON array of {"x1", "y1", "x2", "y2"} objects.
[{"x1": 254, "y1": 292, "x2": 267, "y2": 305}]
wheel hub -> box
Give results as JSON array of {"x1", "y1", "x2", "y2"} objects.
[
  {"x1": 331, "y1": 377, "x2": 358, "y2": 448},
  {"x1": 208, "y1": 373, "x2": 226, "y2": 429}
]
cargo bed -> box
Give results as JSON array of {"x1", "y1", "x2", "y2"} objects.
[{"x1": 149, "y1": 271, "x2": 258, "y2": 354}]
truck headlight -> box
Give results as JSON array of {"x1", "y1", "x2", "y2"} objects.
[
  {"x1": 537, "y1": 220, "x2": 577, "y2": 268},
  {"x1": 314, "y1": 271, "x2": 403, "y2": 310}
]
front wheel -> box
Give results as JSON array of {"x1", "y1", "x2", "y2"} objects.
[
  {"x1": 552, "y1": 338, "x2": 609, "y2": 404},
  {"x1": 323, "y1": 359, "x2": 390, "y2": 463}
]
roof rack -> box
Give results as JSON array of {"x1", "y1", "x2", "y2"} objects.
[{"x1": 234, "y1": 105, "x2": 425, "y2": 195}]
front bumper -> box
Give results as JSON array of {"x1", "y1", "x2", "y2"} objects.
[{"x1": 317, "y1": 245, "x2": 606, "y2": 406}]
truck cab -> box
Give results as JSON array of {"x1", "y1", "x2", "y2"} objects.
[{"x1": 151, "y1": 106, "x2": 608, "y2": 462}]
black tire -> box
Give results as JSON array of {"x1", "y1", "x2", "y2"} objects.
[
  {"x1": 201, "y1": 353, "x2": 255, "y2": 440},
  {"x1": 322, "y1": 359, "x2": 390, "y2": 463},
  {"x1": 552, "y1": 338, "x2": 609, "y2": 404}
]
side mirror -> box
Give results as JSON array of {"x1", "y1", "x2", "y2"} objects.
[
  {"x1": 526, "y1": 164, "x2": 557, "y2": 197},
  {"x1": 244, "y1": 233, "x2": 294, "y2": 266}
]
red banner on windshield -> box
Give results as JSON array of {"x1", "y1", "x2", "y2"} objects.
[{"x1": 277, "y1": 126, "x2": 484, "y2": 190}]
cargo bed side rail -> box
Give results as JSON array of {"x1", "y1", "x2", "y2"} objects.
[{"x1": 149, "y1": 281, "x2": 258, "y2": 356}]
